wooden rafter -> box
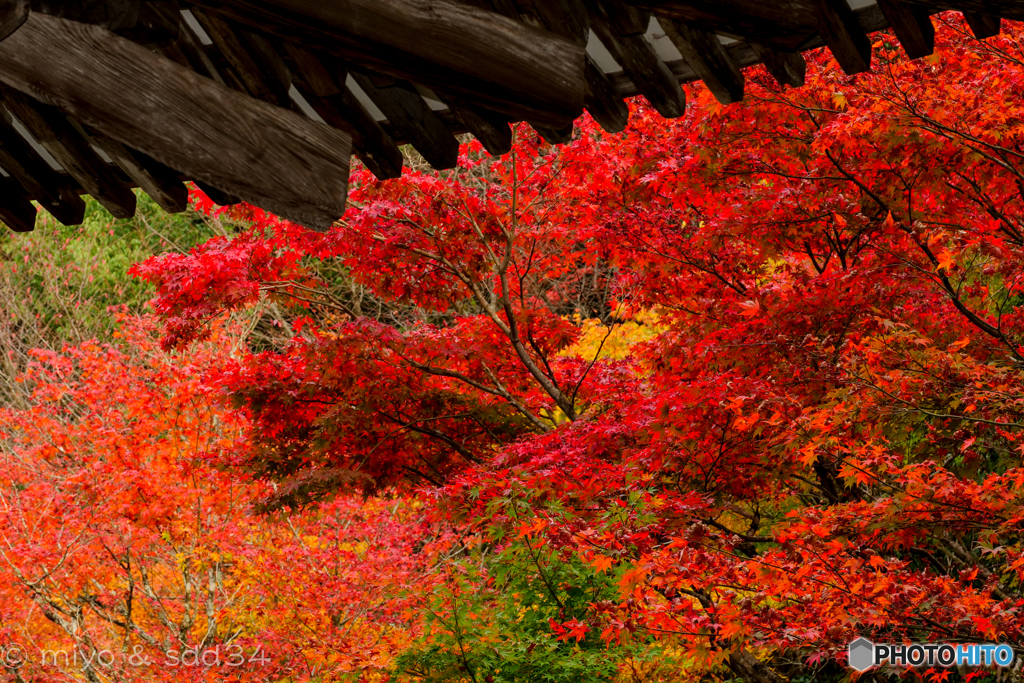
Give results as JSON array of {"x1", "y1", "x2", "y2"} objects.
[
  {"x1": 350, "y1": 72, "x2": 460, "y2": 170},
  {"x1": 0, "y1": 108, "x2": 85, "y2": 226},
  {"x1": 661, "y1": 19, "x2": 744, "y2": 104},
  {"x1": 0, "y1": 83, "x2": 138, "y2": 219},
  {"x1": 86, "y1": 130, "x2": 191, "y2": 214},
  {"x1": 588, "y1": 0, "x2": 687, "y2": 118},
  {"x1": 877, "y1": 0, "x2": 936, "y2": 58}
]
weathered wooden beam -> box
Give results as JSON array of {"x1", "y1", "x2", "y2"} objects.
[
  {"x1": 621, "y1": 0, "x2": 819, "y2": 51},
  {"x1": 33, "y1": 0, "x2": 181, "y2": 44},
  {"x1": 898, "y1": 0, "x2": 1023, "y2": 22},
  {"x1": 27, "y1": 1, "x2": 139, "y2": 30},
  {"x1": 0, "y1": 113, "x2": 85, "y2": 225},
  {"x1": 190, "y1": 8, "x2": 291, "y2": 106},
  {"x1": 588, "y1": 0, "x2": 686, "y2": 118},
  {"x1": 599, "y1": 0, "x2": 651, "y2": 35},
  {"x1": 660, "y1": 19, "x2": 743, "y2": 104},
  {"x1": 750, "y1": 43, "x2": 806, "y2": 88},
  {"x1": 964, "y1": 11, "x2": 1001, "y2": 38},
  {"x1": 160, "y1": 18, "x2": 223, "y2": 84},
  {"x1": 0, "y1": 12, "x2": 352, "y2": 230},
  {"x1": 282, "y1": 43, "x2": 340, "y2": 98},
  {"x1": 0, "y1": 174, "x2": 37, "y2": 232},
  {"x1": 31, "y1": 4, "x2": 240, "y2": 209},
  {"x1": 172, "y1": 12, "x2": 324, "y2": 200},
  {"x1": 438, "y1": 95, "x2": 512, "y2": 156},
  {"x1": 876, "y1": 0, "x2": 935, "y2": 58},
  {"x1": 0, "y1": 0, "x2": 27, "y2": 43},
  {"x1": 815, "y1": 0, "x2": 872, "y2": 74},
  {"x1": 522, "y1": 0, "x2": 630, "y2": 136},
  {"x1": 186, "y1": 0, "x2": 586, "y2": 127},
  {"x1": 319, "y1": 91, "x2": 405, "y2": 180},
  {"x1": 116, "y1": 1, "x2": 180, "y2": 44},
  {"x1": 531, "y1": 0, "x2": 589, "y2": 45},
  {"x1": 476, "y1": 0, "x2": 598, "y2": 146},
  {"x1": 471, "y1": 0, "x2": 518, "y2": 19},
  {"x1": 283, "y1": 45, "x2": 404, "y2": 180},
  {"x1": 584, "y1": 56, "x2": 630, "y2": 133},
  {"x1": 86, "y1": 128, "x2": 190, "y2": 213},
  {"x1": 351, "y1": 72, "x2": 459, "y2": 170},
  {"x1": 191, "y1": 23, "x2": 399, "y2": 184},
  {"x1": 0, "y1": 84, "x2": 137, "y2": 218}
]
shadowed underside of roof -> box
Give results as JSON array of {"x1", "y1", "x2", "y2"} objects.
[{"x1": 0, "y1": 0, "x2": 1016, "y2": 233}]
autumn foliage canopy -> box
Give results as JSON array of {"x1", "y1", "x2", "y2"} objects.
[{"x1": 3, "y1": 13, "x2": 1024, "y2": 683}]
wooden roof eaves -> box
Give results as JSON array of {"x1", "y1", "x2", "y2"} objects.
[
  {"x1": 609, "y1": 2, "x2": 889, "y2": 98},
  {"x1": 0, "y1": 0, "x2": 1019, "y2": 235}
]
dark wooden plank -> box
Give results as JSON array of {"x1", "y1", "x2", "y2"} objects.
[
  {"x1": 964, "y1": 12, "x2": 1001, "y2": 38},
  {"x1": 186, "y1": 0, "x2": 586, "y2": 127},
  {"x1": 115, "y1": 1, "x2": 180, "y2": 44},
  {"x1": 660, "y1": 19, "x2": 743, "y2": 104},
  {"x1": 283, "y1": 45, "x2": 404, "y2": 180},
  {"x1": 0, "y1": 174, "x2": 37, "y2": 232},
  {"x1": 0, "y1": 0, "x2": 27, "y2": 42},
  {"x1": 480, "y1": 0, "x2": 598, "y2": 143},
  {"x1": 622, "y1": 0, "x2": 819, "y2": 51},
  {"x1": 34, "y1": 0, "x2": 182, "y2": 43},
  {"x1": 283, "y1": 42, "x2": 341, "y2": 97},
  {"x1": 898, "y1": 0, "x2": 1023, "y2": 22},
  {"x1": 584, "y1": 55, "x2": 630, "y2": 133},
  {"x1": 159, "y1": 16, "x2": 224, "y2": 84},
  {"x1": 814, "y1": 0, "x2": 872, "y2": 74},
  {"x1": 596, "y1": 0, "x2": 650, "y2": 35},
  {"x1": 86, "y1": 129, "x2": 190, "y2": 213},
  {"x1": 190, "y1": 8, "x2": 291, "y2": 106},
  {"x1": 180, "y1": 16, "x2": 253, "y2": 94},
  {"x1": 27, "y1": 1, "x2": 139, "y2": 30},
  {"x1": 751, "y1": 43, "x2": 806, "y2": 87},
  {"x1": 0, "y1": 112, "x2": 85, "y2": 225},
  {"x1": 588, "y1": 0, "x2": 686, "y2": 118},
  {"x1": 317, "y1": 90, "x2": 405, "y2": 179},
  {"x1": 438, "y1": 96, "x2": 512, "y2": 156},
  {"x1": 0, "y1": 84, "x2": 137, "y2": 218},
  {"x1": 876, "y1": 0, "x2": 934, "y2": 58},
  {"x1": 195, "y1": 28, "x2": 397, "y2": 182},
  {"x1": 366, "y1": 72, "x2": 398, "y2": 89},
  {"x1": 531, "y1": 0, "x2": 589, "y2": 44},
  {"x1": 0, "y1": 11, "x2": 351, "y2": 230},
  {"x1": 466, "y1": 0, "x2": 518, "y2": 19},
  {"x1": 524, "y1": 0, "x2": 629, "y2": 136},
  {"x1": 351, "y1": 72, "x2": 460, "y2": 170}
]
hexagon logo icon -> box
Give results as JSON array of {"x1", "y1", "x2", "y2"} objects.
[{"x1": 848, "y1": 638, "x2": 875, "y2": 671}]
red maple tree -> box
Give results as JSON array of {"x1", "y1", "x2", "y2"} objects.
[{"x1": 121, "y1": 13, "x2": 1024, "y2": 682}]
